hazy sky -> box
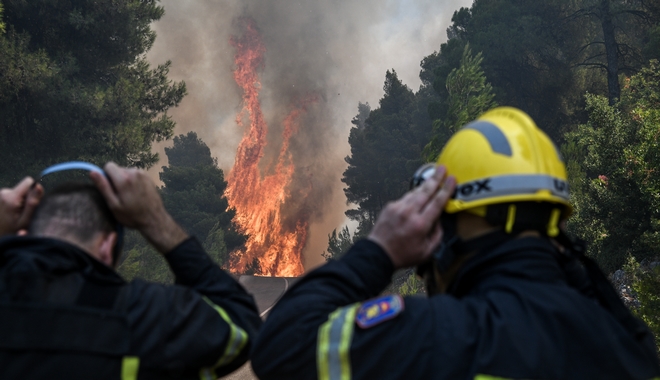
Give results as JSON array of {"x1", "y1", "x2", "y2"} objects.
[{"x1": 147, "y1": 0, "x2": 472, "y2": 269}]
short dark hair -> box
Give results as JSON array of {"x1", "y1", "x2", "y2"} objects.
[{"x1": 29, "y1": 182, "x2": 117, "y2": 244}]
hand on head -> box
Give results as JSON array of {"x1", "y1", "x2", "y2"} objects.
[
  {"x1": 368, "y1": 165, "x2": 456, "y2": 269},
  {"x1": 90, "y1": 162, "x2": 188, "y2": 253},
  {"x1": 0, "y1": 177, "x2": 44, "y2": 236},
  {"x1": 89, "y1": 162, "x2": 167, "y2": 230}
]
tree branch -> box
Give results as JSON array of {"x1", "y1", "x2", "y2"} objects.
[
  {"x1": 613, "y1": 9, "x2": 652, "y2": 21},
  {"x1": 579, "y1": 41, "x2": 606, "y2": 53},
  {"x1": 573, "y1": 62, "x2": 608, "y2": 70},
  {"x1": 581, "y1": 52, "x2": 608, "y2": 63}
]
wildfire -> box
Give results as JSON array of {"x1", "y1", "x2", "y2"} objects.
[{"x1": 225, "y1": 18, "x2": 315, "y2": 276}]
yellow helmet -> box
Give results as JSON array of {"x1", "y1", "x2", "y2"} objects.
[{"x1": 436, "y1": 107, "x2": 571, "y2": 232}]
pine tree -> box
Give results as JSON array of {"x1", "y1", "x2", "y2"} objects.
[
  {"x1": 342, "y1": 71, "x2": 426, "y2": 228},
  {"x1": 117, "y1": 132, "x2": 245, "y2": 282},
  {"x1": 321, "y1": 226, "x2": 354, "y2": 261},
  {"x1": 423, "y1": 44, "x2": 496, "y2": 161},
  {"x1": 160, "y1": 132, "x2": 245, "y2": 254},
  {"x1": 0, "y1": 1, "x2": 185, "y2": 185}
]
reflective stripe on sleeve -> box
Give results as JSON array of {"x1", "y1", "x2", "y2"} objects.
[
  {"x1": 474, "y1": 375, "x2": 511, "y2": 380},
  {"x1": 202, "y1": 296, "x2": 249, "y2": 370},
  {"x1": 317, "y1": 304, "x2": 359, "y2": 380},
  {"x1": 121, "y1": 356, "x2": 140, "y2": 380}
]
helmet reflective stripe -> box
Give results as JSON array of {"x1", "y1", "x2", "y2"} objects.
[
  {"x1": 463, "y1": 121, "x2": 512, "y2": 156},
  {"x1": 454, "y1": 175, "x2": 569, "y2": 202}
]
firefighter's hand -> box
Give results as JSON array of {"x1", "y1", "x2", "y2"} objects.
[
  {"x1": 0, "y1": 177, "x2": 44, "y2": 236},
  {"x1": 368, "y1": 165, "x2": 456, "y2": 269},
  {"x1": 90, "y1": 162, "x2": 188, "y2": 254}
]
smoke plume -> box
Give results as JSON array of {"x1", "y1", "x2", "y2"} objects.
[{"x1": 147, "y1": 0, "x2": 471, "y2": 271}]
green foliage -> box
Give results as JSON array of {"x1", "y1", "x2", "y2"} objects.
[
  {"x1": 351, "y1": 102, "x2": 371, "y2": 130},
  {"x1": 342, "y1": 71, "x2": 431, "y2": 227},
  {"x1": 5, "y1": 0, "x2": 163, "y2": 77},
  {"x1": 427, "y1": 38, "x2": 467, "y2": 123},
  {"x1": 396, "y1": 272, "x2": 425, "y2": 296},
  {"x1": 117, "y1": 230, "x2": 172, "y2": 283},
  {"x1": 423, "y1": 44, "x2": 497, "y2": 161},
  {"x1": 0, "y1": 3, "x2": 5, "y2": 34},
  {"x1": 570, "y1": 0, "x2": 658, "y2": 103},
  {"x1": 160, "y1": 132, "x2": 246, "y2": 254},
  {"x1": 322, "y1": 226, "x2": 354, "y2": 261},
  {"x1": 117, "y1": 133, "x2": 244, "y2": 283},
  {"x1": 432, "y1": 1, "x2": 579, "y2": 140},
  {"x1": 444, "y1": 45, "x2": 497, "y2": 130},
  {"x1": 623, "y1": 256, "x2": 660, "y2": 348},
  {"x1": 0, "y1": 0, "x2": 185, "y2": 185},
  {"x1": 204, "y1": 223, "x2": 229, "y2": 267},
  {"x1": 646, "y1": 25, "x2": 660, "y2": 61},
  {"x1": 426, "y1": 0, "x2": 658, "y2": 140},
  {"x1": 565, "y1": 60, "x2": 660, "y2": 272}
]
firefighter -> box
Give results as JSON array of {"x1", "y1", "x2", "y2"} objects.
[
  {"x1": 0, "y1": 162, "x2": 261, "y2": 379},
  {"x1": 251, "y1": 107, "x2": 660, "y2": 379}
]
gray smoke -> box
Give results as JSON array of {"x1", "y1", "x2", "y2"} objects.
[{"x1": 147, "y1": 0, "x2": 472, "y2": 270}]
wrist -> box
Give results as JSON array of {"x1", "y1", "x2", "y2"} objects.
[
  {"x1": 341, "y1": 239, "x2": 396, "y2": 297},
  {"x1": 366, "y1": 236, "x2": 401, "y2": 269},
  {"x1": 140, "y1": 212, "x2": 189, "y2": 254}
]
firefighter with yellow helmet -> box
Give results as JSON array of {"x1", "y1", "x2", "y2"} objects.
[{"x1": 251, "y1": 107, "x2": 660, "y2": 379}]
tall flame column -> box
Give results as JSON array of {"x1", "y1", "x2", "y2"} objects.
[{"x1": 225, "y1": 18, "x2": 310, "y2": 277}]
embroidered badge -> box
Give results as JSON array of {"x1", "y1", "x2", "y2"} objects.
[{"x1": 355, "y1": 294, "x2": 404, "y2": 329}]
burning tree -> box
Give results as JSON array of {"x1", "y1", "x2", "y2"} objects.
[{"x1": 225, "y1": 18, "x2": 317, "y2": 277}]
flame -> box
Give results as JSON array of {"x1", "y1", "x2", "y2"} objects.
[{"x1": 225, "y1": 18, "x2": 315, "y2": 276}]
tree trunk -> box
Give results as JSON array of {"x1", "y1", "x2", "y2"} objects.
[{"x1": 600, "y1": 0, "x2": 620, "y2": 105}]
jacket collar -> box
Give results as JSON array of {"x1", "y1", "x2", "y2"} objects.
[
  {"x1": 448, "y1": 236, "x2": 565, "y2": 297},
  {"x1": 0, "y1": 235, "x2": 124, "y2": 284}
]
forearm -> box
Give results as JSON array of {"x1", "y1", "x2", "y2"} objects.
[
  {"x1": 140, "y1": 212, "x2": 189, "y2": 254},
  {"x1": 283, "y1": 239, "x2": 394, "y2": 306},
  {"x1": 165, "y1": 237, "x2": 260, "y2": 331},
  {"x1": 252, "y1": 239, "x2": 395, "y2": 379}
]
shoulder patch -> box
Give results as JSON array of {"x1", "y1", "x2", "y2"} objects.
[{"x1": 355, "y1": 294, "x2": 404, "y2": 329}]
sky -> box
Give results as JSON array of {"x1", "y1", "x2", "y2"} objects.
[{"x1": 146, "y1": 0, "x2": 473, "y2": 270}]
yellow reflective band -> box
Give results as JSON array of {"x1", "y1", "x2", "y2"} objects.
[
  {"x1": 317, "y1": 304, "x2": 359, "y2": 380},
  {"x1": 121, "y1": 356, "x2": 140, "y2": 380},
  {"x1": 474, "y1": 375, "x2": 511, "y2": 380},
  {"x1": 202, "y1": 296, "x2": 249, "y2": 370},
  {"x1": 505, "y1": 204, "x2": 517, "y2": 233},
  {"x1": 547, "y1": 208, "x2": 561, "y2": 237}
]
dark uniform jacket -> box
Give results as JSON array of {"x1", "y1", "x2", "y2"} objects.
[
  {"x1": 252, "y1": 237, "x2": 660, "y2": 380},
  {"x1": 0, "y1": 236, "x2": 261, "y2": 379}
]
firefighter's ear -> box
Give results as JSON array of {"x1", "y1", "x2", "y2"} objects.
[{"x1": 96, "y1": 231, "x2": 117, "y2": 267}]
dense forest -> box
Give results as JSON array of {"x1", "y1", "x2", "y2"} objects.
[
  {"x1": 0, "y1": 0, "x2": 658, "y2": 343},
  {"x1": 323, "y1": 0, "x2": 660, "y2": 340}
]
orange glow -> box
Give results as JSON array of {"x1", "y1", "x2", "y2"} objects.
[{"x1": 225, "y1": 18, "x2": 315, "y2": 276}]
